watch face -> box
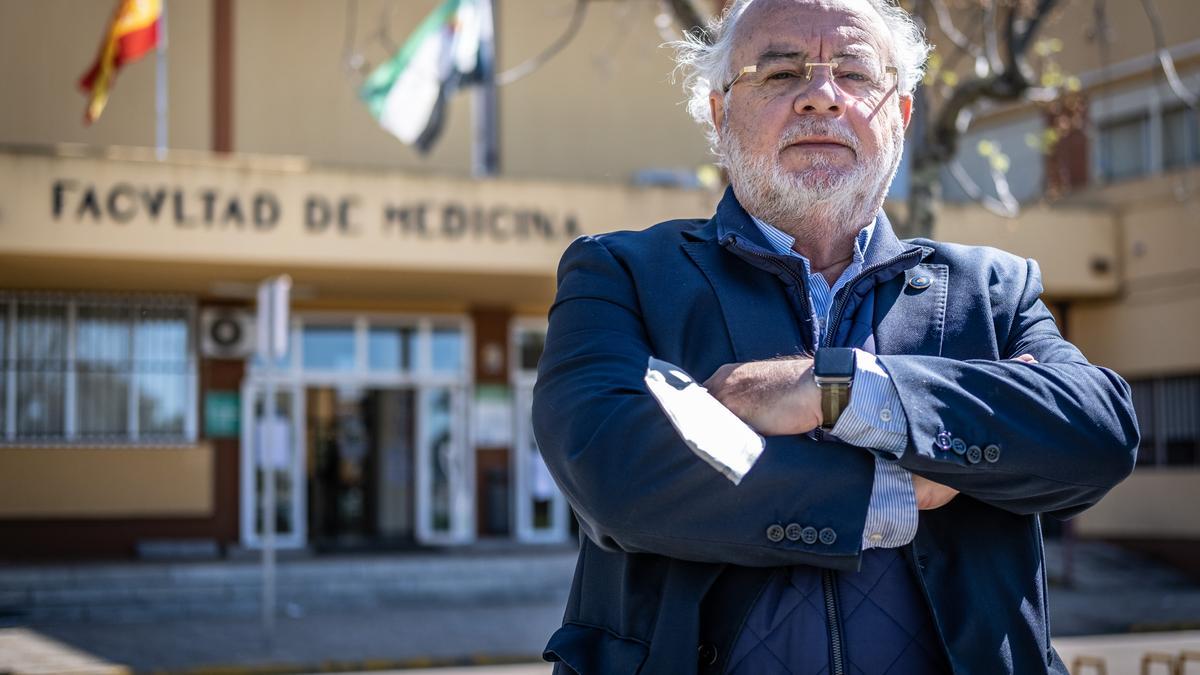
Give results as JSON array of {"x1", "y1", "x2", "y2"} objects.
[{"x1": 815, "y1": 348, "x2": 855, "y2": 378}]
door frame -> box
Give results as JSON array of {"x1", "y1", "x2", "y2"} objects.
[
  {"x1": 510, "y1": 318, "x2": 570, "y2": 543},
  {"x1": 239, "y1": 377, "x2": 307, "y2": 549},
  {"x1": 239, "y1": 312, "x2": 475, "y2": 549}
]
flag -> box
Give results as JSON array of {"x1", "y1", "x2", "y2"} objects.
[
  {"x1": 78, "y1": 0, "x2": 162, "y2": 124},
  {"x1": 359, "y1": 0, "x2": 486, "y2": 153}
]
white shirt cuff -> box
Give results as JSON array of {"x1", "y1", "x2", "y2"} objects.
[{"x1": 830, "y1": 349, "x2": 909, "y2": 456}]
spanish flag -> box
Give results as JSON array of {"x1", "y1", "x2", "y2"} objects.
[{"x1": 79, "y1": 0, "x2": 162, "y2": 124}]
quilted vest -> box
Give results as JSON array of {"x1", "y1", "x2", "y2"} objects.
[{"x1": 726, "y1": 548, "x2": 950, "y2": 674}]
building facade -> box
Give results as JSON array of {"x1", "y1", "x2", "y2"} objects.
[{"x1": 0, "y1": 0, "x2": 1196, "y2": 561}]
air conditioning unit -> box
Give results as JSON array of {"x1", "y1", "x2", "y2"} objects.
[{"x1": 200, "y1": 308, "x2": 256, "y2": 359}]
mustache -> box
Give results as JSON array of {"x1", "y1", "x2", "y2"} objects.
[{"x1": 777, "y1": 122, "x2": 860, "y2": 152}]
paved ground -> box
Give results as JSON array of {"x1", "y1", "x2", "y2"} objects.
[
  {"x1": 3, "y1": 539, "x2": 1199, "y2": 673},
  {"x1": 30, "y1": 599, "x2": 566, "y2": 673}
]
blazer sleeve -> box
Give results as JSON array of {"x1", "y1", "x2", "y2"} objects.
[
  {"x1": 533, "y1": 235, "x2": 875, "y2": 568},
  {"x1": 879, "y1": 258, "x2": 1139, "y2": 519}
]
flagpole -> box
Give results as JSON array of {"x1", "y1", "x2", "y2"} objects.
[
  {"x1": 156, "y1": 0, "x2": 169, "y2": 160},
  {"x1": 472, "y1": 0, "x2": 499, "y2": 177}
]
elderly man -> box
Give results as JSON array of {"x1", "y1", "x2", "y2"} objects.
[{"x1": 532, "y1": 0, "x2": 1138, "y2": 673}]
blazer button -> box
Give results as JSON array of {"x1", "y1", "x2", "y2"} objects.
[
  {"x1": 819, "y1": 528, "x2": 838, "y2": 545},
  {"x1": 698, "y1": 642, "x2": 718, "y2": 666},
  {"x1": 766, "y1": 524, "x2": 786, "y2": 543},
  {"x1": 908, "y1": 275, "x2": 932, "y2": 290},
  {"x1": 966, "y1": 445, "x2": 983, "y2": 464},
  {"x1": 785, "y1": 523, "x2": 803, "y2": 541},
  {"x1": 936, "y1": 430, "x2": 953, "y2": 451},
  {"x1": 984, "y1": 444, "x2": 1002, "y2": 463},
  {"x1": 951, "y1": 438, "x2": 967, "y2": 455},
  {"x1": 801, "y1": 526, "x2": 819, "y2": 545}
]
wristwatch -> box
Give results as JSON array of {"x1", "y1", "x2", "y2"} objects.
[{"x1": 814, "y1": 348, "x2": 856, "y2": 431}]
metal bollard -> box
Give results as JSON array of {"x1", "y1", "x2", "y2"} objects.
[
  {"x1": 1140, "y1": 651, "x2": 1178, "y2": 675},
  {"x1": 1179, "y1": 650, "x2": 1200, "y2": 674},
  {"x1": 1072, "y1": 654, "x2": 1107, "y2": 675}
]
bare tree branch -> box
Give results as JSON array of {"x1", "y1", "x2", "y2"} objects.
[
  {"x1": 902, "y1": 0, "x2": 1065, "y2": 238},
  {"x1": 947, "y1": 159, "x2": 1020, "y2": 218},
  {"x1": 1013, "y1": 0, "x2": 1060, "y2": 60},
  {"x1": 983, "y1": 1, "x2": 1004, "y2": 76},
  {"x1": 497, "y1": 0, "x2": 589, "y2": 86},
  {"x1": 931, "y1": 0, "x2": 982, "y2": 61},
  {"x1": 660, "y1": 0, "x2": 710, "y2": 37},
  {"x1": 1139, "y1": 0, "x2": 1199, "y2": 109}
]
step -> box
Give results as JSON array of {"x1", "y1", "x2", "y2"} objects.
[{"x1": 0, "y1": 548, "x2": 578, "y2": 623}]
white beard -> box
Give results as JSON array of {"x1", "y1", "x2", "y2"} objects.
[{"x1": 721, "y1": 113, "x2": 906, "y2": 252}]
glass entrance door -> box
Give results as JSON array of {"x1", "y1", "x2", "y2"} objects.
[
  {"x1": 416, "y1": 386, "x2": 474, "y2": 544},
  {"x1": 240, "y1": 382, "x2": 306, "y2": 548},
  {"x1": 307, "y1": 386, "x2": 419, "y2": 549},
  {"x1": 513, "y1": 383, "x2": 569, "y2": 542}
]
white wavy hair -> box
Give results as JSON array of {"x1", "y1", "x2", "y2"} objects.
[{"x1": 669, "y1": 0, "x2": 933, "y2": 163}]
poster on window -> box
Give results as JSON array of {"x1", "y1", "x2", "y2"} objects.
[
  {"x1": 473, "y1": 385, "x2": 513, "y2": 447},
  {"x1": 256, "y1": 414, "x2": 291, "y2": 470}
]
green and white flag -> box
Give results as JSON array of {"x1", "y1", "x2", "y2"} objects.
[{"x1": 360, "y1": 0, "x2": 487, "y2": 153}]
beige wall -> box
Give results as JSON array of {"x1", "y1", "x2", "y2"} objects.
[
  {"x1": 2, "y1": 0, "x2": 1198, "y2": 183},
  {"x1": 934, "y1": 203, "x2": 1119, "y2": 298},
  {"x1": 233, "y1": 0, "x2": 713, "y2": 181},
  {"x1": 0, "y1": 148, "x2": 715, "y2": 273},
  {"x1": 1076, "y1": 469, "x2": 1200, "y2": 538},
  {"x1": 1034, "y1": 0, "x2": 1198, "y2": 81},
  {"x1": 1059, "y1": 168, "x2": 1200, "y2": 377},
  {"x1": 0, "y1": 0, "x2": 713, "y2": 182},
  {"x1": 0, "y1": 147, "x2": 716, "y2": 306},
  {"x1": 0, "y1": 444, "x2": 213, "y2": 518},
  {"x1": 0, "y1": 0, "x2": 212, "y2": 152}
]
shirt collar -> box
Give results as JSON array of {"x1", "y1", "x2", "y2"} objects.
[{"x1": 749, "y1": 215, "x2": 874, "y2": 267}]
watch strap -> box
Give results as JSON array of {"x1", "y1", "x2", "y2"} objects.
[{"x1": 820, "y1": 382, "x2": 851, "y2": 431}]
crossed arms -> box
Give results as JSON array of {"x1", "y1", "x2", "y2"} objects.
[{"x1": 532, "y1": 234, "x2": 1139, "y2": 567}]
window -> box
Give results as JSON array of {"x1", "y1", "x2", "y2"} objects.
[
  {"x1": 1098, "y1": 115, "x2": 1150, "y2": 182},
  {"x1": 431, "y1": 326, "x2": 464, "y2": 374},
  {"x1": 1129, "y1": 374, "x2": 1200, "y2": 467},
  {"x1": 1163, "y1": 106, "x2": 1200, "y2": 170},
  {"x1": 368, "y1": 326, "x2": 417, "y2": 372},
  {"x1": 301, "y1": 324, "x2": 355, "y2": 371},
  {"x1": 1, "y1": 294, "x2": 196, "y2": 444},
  {"x1": 277, "y1": 316, "x2": 469, "y2": 379}
]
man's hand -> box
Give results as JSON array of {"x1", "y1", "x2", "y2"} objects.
[
  {"x1": 703, "y1": 358, "x2": 822, "y2": 435},
  {"x1": 913, "y1": 474, "x2": 959, "y2": 510}
]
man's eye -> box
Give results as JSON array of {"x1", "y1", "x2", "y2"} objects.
[
  {"x1": 839, "y1": 72, "x2": 868, "y2": 82},
  {"x1": 766, "y1": 70, "x2": 800, "y2": 80}
]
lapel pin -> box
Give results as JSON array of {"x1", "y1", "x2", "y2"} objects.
[{"x1": 908, "y1": 275, "x2": 932, "y2": 290}]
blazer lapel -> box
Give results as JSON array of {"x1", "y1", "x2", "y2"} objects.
[
  {"x1": 680, "y1": 188, "x2": 808, "y2": 362},
  {"x1": 681, "y1": 239, "x2": 808, "y2": 362},
  {"x1": 873, "y1": 262, "x2": 950, "y2": 356}
]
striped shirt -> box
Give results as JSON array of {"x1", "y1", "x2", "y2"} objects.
[{"x1": 751, "y1": 216, "x2": 918, "y2": 550}]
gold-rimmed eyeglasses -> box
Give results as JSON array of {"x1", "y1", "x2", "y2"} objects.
[{"x1": 722, "y1": 60, "x2": 899, "y2": 101}]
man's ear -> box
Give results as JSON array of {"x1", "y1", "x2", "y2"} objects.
[
  {"x1": 709, "y1": 90, "x2": 725, "y2": 134},
  {"x1": 898, "y1": 94, "x2": 913, "y2": 129}
]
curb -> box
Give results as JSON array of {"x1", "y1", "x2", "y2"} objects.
[{"x1": 148, "y1": 653, "x2": 544, "y2": 675}]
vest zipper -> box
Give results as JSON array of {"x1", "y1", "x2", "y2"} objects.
[
  {"x1": 822, "y1": 569, "x2": 846, "y2": 675},
  {"x1": 724, "y1": 233, "x2": 926, "y2": 675},
  {"x1": 821, "y1": 249, "x2": 925, "y2": 348},
  {"x1": 720, "y1": 234, "x2": 815, "y2": 346}
]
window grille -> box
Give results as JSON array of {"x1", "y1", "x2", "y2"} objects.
[
  {"x1": 1098, "y1": 115, "x2": 1150, "y2": 183},
  {"x1": 1129, "y1": 374, "x2": 1200, "y2": 467},
  {"x1": 1163, "y1": 106, "x2": 1200, "y2": 170},
  {"x1": 1, "y1": 293, "x2": 196, "y2": 444}
]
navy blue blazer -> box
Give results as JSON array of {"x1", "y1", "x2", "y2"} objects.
[{"x1": 532, "y1": 188, "x2": 1139, "y2": 674}]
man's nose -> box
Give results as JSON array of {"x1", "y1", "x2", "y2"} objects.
[{"x1": 792, "y1": 68, "x2": 845, "y2": 116}]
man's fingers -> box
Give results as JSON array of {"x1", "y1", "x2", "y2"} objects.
[
  {"x1": 1012, "y1": 353, "x2": 1038, "y2": 364},
  {"x1": 913, "y1": 475, "x2": 960, "y2": 511}
]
